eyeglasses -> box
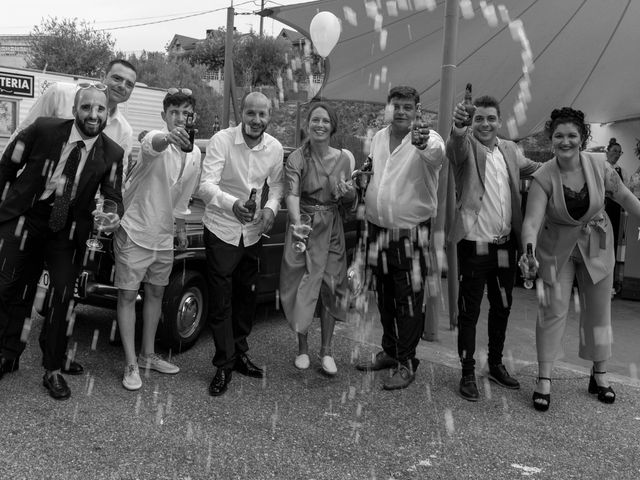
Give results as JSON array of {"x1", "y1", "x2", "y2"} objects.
[
  {"x1": 167, "y1": 87, "x2": 193, "y2": 96},
  {"x1": 77, "y1": 82, "x2": 108, "y2": 91}
]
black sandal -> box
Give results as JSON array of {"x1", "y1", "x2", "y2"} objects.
[
  {"x1": 589, "y1": 369, "x2": 616, "y2": 404},
  {"x1": 532, "y1": 377, "x2": 551, "y2": 412}
]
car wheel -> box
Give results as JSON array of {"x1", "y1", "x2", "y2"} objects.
[{"x1": 160, "y1": 271, "x2": 208, "y2": 352}]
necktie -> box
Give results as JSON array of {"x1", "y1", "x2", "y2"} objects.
[{"x1": 49, "y1": 140, "x2": 85, "y2": 232}]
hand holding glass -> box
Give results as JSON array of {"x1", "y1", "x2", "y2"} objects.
[
  {"x1": 292, "y1": 213, "x2": 312, "y2": 253},
  {"x1": 86, "y1": 199, "x2": 117, "y2": 251}
]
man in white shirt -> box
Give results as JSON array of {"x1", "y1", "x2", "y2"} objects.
[
  {"x1": 355, "y1": 86, "x2": 445, "y2": 390},
  {"x1": 447, "y1": 95, "x2": 539, "y2": 402},
  {"x1": 199, "y1": 91, "x2": 284, "y2": 396},
  {"x1": 6, "y1": 59, "x2": 137, "y2": 173},
  {"x1": 114, "y1": 89, "x2": 201, "y2": 391}
]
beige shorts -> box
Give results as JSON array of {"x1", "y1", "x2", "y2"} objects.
[{"x1": 113, "y1": 227, "x2": 173, "y2": 290}]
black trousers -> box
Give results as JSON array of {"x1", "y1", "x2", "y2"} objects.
[
  {"x1": 456, "y1": 238, "x2": 516, "y2": 374},
  {"x1": 204, "y1": 227, "x2": 261, "y2": 370},
  {"x1": 0, "y1": 201, "x2": 82, "y2": 370},
  {"x1": 369, "y1": 222, "x2": 429, "y2": 365}
]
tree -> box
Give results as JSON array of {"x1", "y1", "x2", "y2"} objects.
[
  {"x1": 234, "y1": 35, "x2": 291, "y2": 88},
  {"x1": 27, "y1": 17, "x2": 115, "y2": 77},
  {"x1": 125, "y1": 51, "x2": 222, "y2": 139}
]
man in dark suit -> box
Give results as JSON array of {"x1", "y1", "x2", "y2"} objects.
[
  {"x1": 0, "y1": 85, "x2": 123, "y2": 399},
  {"x1": 447, "y1": 95, "x2": 539, "y2": 402}
]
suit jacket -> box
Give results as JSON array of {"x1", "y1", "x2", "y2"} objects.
[
  {"x1": 533, "y1": 152, "x2": 614, "y2": 284},
  {"x1": 446, "y1": 129, "x2": 540, "y2": 248},
  {"x1": 0, "y1": 117, "x2": 124, "y2": 245}
]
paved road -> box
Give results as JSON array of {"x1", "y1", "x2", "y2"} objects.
[{"x1": 1, "y1": 291, "x2": 639, "y2": 479}]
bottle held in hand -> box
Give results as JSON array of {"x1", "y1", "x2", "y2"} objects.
[
  {"x1": 462, "y1": 83, "x2": 476, "y2": 127},
  {"x1": 244, "y1": 188, "x2": 257, "y2": 221},
  {"x1": 181, "y1": 113, "x2": 195, "y2": 153},
  {"x1": 411, "y1": 102, "x2": 428, "y2": 146},
  {"x1": 523, "y1": 242, "x2": 537, "y2": 289}
]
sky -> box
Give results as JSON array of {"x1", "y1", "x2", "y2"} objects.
[{"x1": 1, "y1": 0, "x2": 315, "y2": 54}]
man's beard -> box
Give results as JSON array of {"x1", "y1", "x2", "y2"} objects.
[
  {"x1": 243, "y1": 121, "x2": 267, "y2": 139},
  {"x1": 75, "y1": 117, "x2": 107, "y2": 137}
]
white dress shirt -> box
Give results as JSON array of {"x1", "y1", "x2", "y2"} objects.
[
  {"x1": 365, "y1": 126, "x2": 445, "y2": 228},
  {"x1": 462, "y1": 138, "x2": 512, "y2": 241},
  {"x1": 41, "y1": 124, "x2": 99, "y2": 201},
  {"x1": 121, "y1": 130, "x2": 201, "y2": 251},
  {"x1": 199, "y1": 125, "x2": 284, "y2": 247},
  {"x1": 7, "y1": 82, "x2": 133, "y2": 168}
]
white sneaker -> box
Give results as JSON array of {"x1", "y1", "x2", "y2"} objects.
[
  {"x1": 294, "y1": 354, "x2": 310, "y2": 370},
  {"x1": 122, "y1": 364, "x2": 142, "y2": 391},
  {"x1": 138, "y1": 353, "x2": 180, "y2": 374},
  {"x1": 321, "y1": 355, "x2": 337, "y2": 376}
]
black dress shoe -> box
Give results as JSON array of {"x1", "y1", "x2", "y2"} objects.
[
  {"x1": 0, "y1": 356, "x2": 19, "y2": 375},
  {"x1": 234, "y1": 353, "x2": 264, "y2": 378},
  {"x1": 459, "y1": 374, "x2": 479, "y2": 402},
  {"x1": 61, "y1": 357, "x2": 84, "y2": 376},
  {"x1": 488, "y1": 364, "x2": 520, "y2": 390},
  {"x1": 209, "y1": 368, "x2": 232, "y2": 396},
  {"x1": 43, "y1": 373, "x2": 71, "y2": 400},
  {"x1": 356, "y1": 351, "x2": 397, "y2": 371}
]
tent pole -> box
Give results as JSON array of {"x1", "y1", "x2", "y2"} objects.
[
  {"x1": 222, "y1": 6, "x2": 235, "y2": 128},
  {"x1": 424, "y1": 0, "x2": 460, "y2": 341}
]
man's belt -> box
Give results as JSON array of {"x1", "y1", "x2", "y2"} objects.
[{"x1": 490, "y1": 234, "x2": 511, "y2": 245}]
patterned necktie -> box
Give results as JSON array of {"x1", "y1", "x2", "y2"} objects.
[{"x1": 49, "y1": 140, "x2": 85, "y2": 232}]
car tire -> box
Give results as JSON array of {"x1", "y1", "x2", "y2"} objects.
[{"x1": 160, "y1": 270, "x2": 208, "y2": 352}]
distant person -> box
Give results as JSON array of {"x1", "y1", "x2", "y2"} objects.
[
  {"x1": 114, "y1": 88, "x2": 201, "y2": 391},
  {"x1": 447, "y1": 94, "x2": 540, "y2": 402},
  {"x1": 604, "y1": 138, "x2": 626, "y2": 294},
  {"x1": 6, "y1": 59, "x2": 137, "y2": 176},
  {"x1": 0, "y1": 85, "x2": 123, "y2": 398},
  {"x1": 280, "y1": 103, "x2": 356, "y2": 375},
  {"x1": 199, "y1": 92, "x2": 284, "y2": 396},
  {"x1": 520, "y1": 107, "x2": 640, "y2": 411},
  {"x1": 354, "y1": 86, "x2": 445, "y2": 390}
]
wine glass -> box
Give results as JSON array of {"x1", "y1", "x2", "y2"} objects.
[
  {"x1": 292, "y1": 213, "x2": 312, "y2": 253},
  {"x1": 86, "y1": 199, "x2": 117, "y2": 251}
]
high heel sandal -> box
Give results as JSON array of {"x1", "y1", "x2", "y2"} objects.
[
  {"x1": 589, "y1": 370, "x2": 616, "y2": 404},
  {"x1": 532, "y1": 377, "x2": 551, "y2": 412}
]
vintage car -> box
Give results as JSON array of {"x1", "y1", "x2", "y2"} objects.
[{"x1": 36, "y1": 142, "x2": 359, "y2": 352}]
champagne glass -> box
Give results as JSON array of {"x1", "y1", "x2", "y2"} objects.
[
  {"x1": 86, "y1": 199, "x2": 117, "y2": 251},
  {"x1": 292, "y1": 213, "x2": 312, "y2": 253}
]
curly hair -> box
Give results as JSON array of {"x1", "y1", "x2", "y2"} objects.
[
  {"x1": 387, "y1": 86, "x2": 420, "y2": 105},
  {"x1": 544, "y1": 107, "x2": 591, "y2": 150}
]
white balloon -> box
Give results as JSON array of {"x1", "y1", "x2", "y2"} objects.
[{"x1": 309, "y1": 11, "x2": 342, "y2": 58}]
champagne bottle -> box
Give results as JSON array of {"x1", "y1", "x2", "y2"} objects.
[
  {"x1": 523, "y1": 242, "x2": 536, "y2": 289},
  {"x1": 412, "y1": 102, "x2": 426, "y2": 146},
  {"x1": 181, "y1": 113, "x2": 195, "y2": 153},
  {"x1": 245, "y1": 188, "x2": 257, "y2": 221},
  {"x1": 462, "y1": 83, "x2": 476, "y2": 127}
]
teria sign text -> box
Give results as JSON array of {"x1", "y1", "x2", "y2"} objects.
[{"x1": 0, "y1": 71, "x2": 35, "y2": 98}]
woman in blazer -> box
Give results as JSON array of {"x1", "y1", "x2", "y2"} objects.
[{"x1": 520, "y1": 107, "x2": 640, "y2": 411}]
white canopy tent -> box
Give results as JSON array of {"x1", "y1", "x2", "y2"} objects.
[{"x1": 263, "y1": 0, "x2": 640, "y2": 140}]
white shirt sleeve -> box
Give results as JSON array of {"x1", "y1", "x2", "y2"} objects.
[
  {"x1": 199, "y1": 133, "x2": 238, "y2": 212},
  {"x1": 264, "y1": 144, "x2": 284, "y2": 215}
]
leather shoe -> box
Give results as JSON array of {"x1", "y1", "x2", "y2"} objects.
[
  {"x1": 356, "y1": 351, "x2": 397, "y2": 371},
  {"x1": 43, "y1": 373, "x2": 71, "y2": 400},
  {"x1": 0, "y1": 356, "x2": 19, "y2": 376},
  {"x1": 383, "y1": 363, "x2": 416, "y2": 390},
  {"x1": 61, "y1": 357, "x2": 84, "y2": 376},
  {"x1": 459, "y1": 373, "x2": 479, "y2": 402},
  {"x1": 488, "y1": 364, "x2": 520, "y2": 390},
  {"x1": 209, "y1": 368, "x2": 232, "y2": 396},
  {"x1": 234, "y1": 353, "x2": 264, "y2": 378}
]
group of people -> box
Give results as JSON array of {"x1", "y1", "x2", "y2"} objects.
[{"x1": 0, "y1": 59, "x2": 638, "y2": 411}]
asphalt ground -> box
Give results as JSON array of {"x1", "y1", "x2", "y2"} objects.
[{"x1": 1, "y1": 286, "x2": 639, "y2": 479}]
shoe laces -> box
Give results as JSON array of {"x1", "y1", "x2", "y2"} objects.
[{"x1": 126, "y1": 364, "x2": 139, "y2": 376}]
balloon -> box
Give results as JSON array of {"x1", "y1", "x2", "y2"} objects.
[{"x1": 309, "y1": 11, "x2": 342, "y2": 58}]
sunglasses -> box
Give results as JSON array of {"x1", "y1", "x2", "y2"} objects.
[
  {"x1": 167, "y1": 87, "x2": 193, "y2": 96},
  {"x1": 77, "y1": 82, "x2": 108, "y2": 91}
]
